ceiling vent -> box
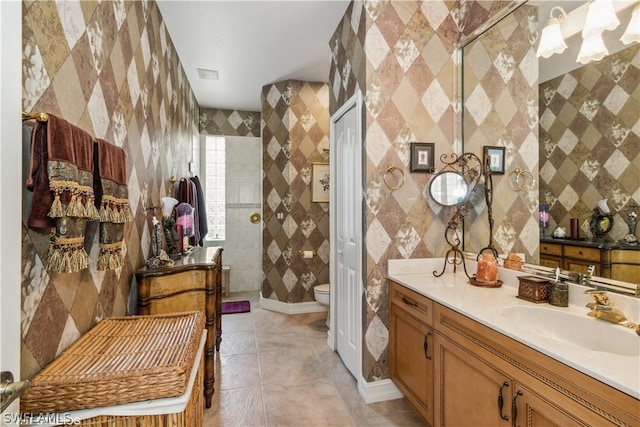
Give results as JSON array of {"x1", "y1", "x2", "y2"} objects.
[{"x1": 197, "y1": 68, "x2": 219, "y2": 80}]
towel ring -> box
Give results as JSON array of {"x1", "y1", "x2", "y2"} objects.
[
  {"x1": 383, "y1": 164, "x2": 405, "y2": 190},
  {"x1": 513, "y1": 168, "x2": 535, "y2": 191}
]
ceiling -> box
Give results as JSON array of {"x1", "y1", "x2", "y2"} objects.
[{"x1": 156, "y1": 1, "x2": 351, "y2": 112}]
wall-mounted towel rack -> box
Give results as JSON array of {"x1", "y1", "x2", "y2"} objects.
[{"x1": 22, "y1": 111, "x2": 50, "y2": 122}]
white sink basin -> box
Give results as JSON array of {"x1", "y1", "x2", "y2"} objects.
[{"x1": 501, "y1": 305, "x2": 640, "y2": 357}]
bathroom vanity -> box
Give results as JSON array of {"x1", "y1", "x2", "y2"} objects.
[
  {"x1": 540, "y1": 238, "x2": 640, "y2": 284},
  {"x1": 136, "y1": 246, "x2": 223, "y2": 408},
  {"x1": 388, "y1": 258, "x2": 639, "y2": 427}
]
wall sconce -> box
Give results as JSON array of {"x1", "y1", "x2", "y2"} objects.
[
  {"x1": 577, "y1": 0, "x2": 619, "y2": 64},
  {"x1": 536, "y1": 6, "x2": 568, "y2": 58},
  {"x1": 583, "y1": 0, "x2": 620, "y2": 36},
  {"x1": 577, "y1": 31, "x2": 609, "y2": 64},
  {"x1": 620, "y1": 2, "x2": 640, "y2": 45},
  {"x1": 538, "y1": 0, "x2": 638, "y2": 65}
]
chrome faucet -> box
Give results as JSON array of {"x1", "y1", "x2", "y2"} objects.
[{"x1": 585, "y1": 290, "x2": 640, "y2": 336}]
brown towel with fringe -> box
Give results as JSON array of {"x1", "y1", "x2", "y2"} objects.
[
  {"x1": 95, "y1": 138, "x2": 132, "y2": 270},
  {"x1": 26, "y1": 114, "x2": 97, "y2": 229},
  {"x1": 26, "y1": 114, "x2": 97, "y2": 273}
]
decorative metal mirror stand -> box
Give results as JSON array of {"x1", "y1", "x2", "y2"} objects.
[
  {"x1": 476, "y1": 154, "x2": 498, "y2": 259},
  {"x1": 430, "y1": 153, "x2": 483, "y2": 278}
]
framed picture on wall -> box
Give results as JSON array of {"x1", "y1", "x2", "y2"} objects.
[
  {"x1": 410, "y1": 142, "x2": 435, "y2": 172},
  {"x1": 483, "y1": 146, "x2": 505, "y2": 175},
  {"x1": 311, "y1": 162, "x2": 330, "y2": 203}
]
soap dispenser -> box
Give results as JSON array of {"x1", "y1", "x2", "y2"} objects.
[{"x1": 549, "y1": 267, "x2": 569, "y2": 307}]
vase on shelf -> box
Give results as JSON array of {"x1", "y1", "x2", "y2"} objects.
[
  {"x1": 539, "y1": 203, "x2": 550, "y2": 238},
  {"x1": 621, "y1": 210, "x2": 638, "y2": 245}
]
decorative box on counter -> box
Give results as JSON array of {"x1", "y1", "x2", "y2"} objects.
[{"x1": 517, "y1": 276, "x2": 551, "y2": 303}]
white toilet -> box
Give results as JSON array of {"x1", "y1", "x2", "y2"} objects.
[{"x1": 314, "y1": 283, "x2": 330, "y2": 327}]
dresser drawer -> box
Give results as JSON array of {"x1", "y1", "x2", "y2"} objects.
[
  {"x1": 611, "y1": 249, "x2": 640, "y2": 265},
  {"x1": 390, "y1": 280, "x2": 433, "y2": 326},
  {"x1": 564, "y1": 245, "x2": 600, "y2": 262},
  {"x1": 565, "y1": 261, "x2": 600, "y2": 276},
  {"x1": 540, "y1": 257, "x2": 562, "y2": 269},
  {"x1": 149, "y1": 270, "x2": 207, "y2": 297},
  {"x1": 148, "y1": 290, "x2": 206, "y2": 314},
  {"x1": 540, "y1": 242, "x2": 562, "y2": 256}
]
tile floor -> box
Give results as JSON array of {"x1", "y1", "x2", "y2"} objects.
[{"x1": 204, "y1": 291, "x2": 426, "y2": 427}]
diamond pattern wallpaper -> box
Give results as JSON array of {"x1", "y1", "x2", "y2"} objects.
[
  {"x1": 261, "y1": 80, "x2": 330, "y2": 303},
  {"x1": 539, "y1": 45, "x2": 640, "y2": 242},
  {"x1": 331, "y1": 0, "x2": 463, "y2": 381},
  {"x1": 21, "y1": 0, "x2": 197, "y2": 376},
  {"x1": 199, "y1": 107, "x2": 261, "y2": 137}
]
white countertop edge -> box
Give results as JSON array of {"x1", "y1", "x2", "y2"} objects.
[
  {"x1": 27, "y1": 331, "x2": 207, "y2": 426},
  {"x1": 388, "y1": 258, "x2": 640, "y2": 400}
]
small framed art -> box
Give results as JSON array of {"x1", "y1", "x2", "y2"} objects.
[
  {"x1": 483, "y1": 146, "x2": 505, "y2": 175},
  {"x1": 410, "y1": 142, "x2": 435, "y2": 173},
  {"x1": 311, "y1": 162, "x2": 330, "y2": 203}
]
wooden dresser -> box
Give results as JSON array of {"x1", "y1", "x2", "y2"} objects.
[
  {"x1": 540, "y1": 238, "x2": 640, "y2": 284},
  {"x1": 135, "y1": 247, "x2": 223, "y2": 408}
]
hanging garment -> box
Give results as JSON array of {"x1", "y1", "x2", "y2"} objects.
[
  {"x1": 190, "y1": 176, "x2": 208, "y2": 245},
  {"x1": 177, "y1": 178, "x2": 201, "y2": 246}
]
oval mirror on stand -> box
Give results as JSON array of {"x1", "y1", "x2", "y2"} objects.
[
  {"x1": 428, "y1": 153, "x2": 484, "y2": 279},
  {"x1": 429, "y1": 171, "x2": 468, "y2": 207}
]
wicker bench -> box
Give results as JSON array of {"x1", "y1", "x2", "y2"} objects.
[{"x1": 20, "y1": 312, "x2": 205, "y2": 426}]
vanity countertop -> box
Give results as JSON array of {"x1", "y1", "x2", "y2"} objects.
[{"x1": 388, "y1": 258, "x2": 640, "y2": 399}]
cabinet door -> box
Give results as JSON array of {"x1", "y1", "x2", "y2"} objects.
[
  {"x1": 434, "y1": 333, "x2": 511, "y2": 426},
  {"x1": 389, "y1": 302, "x2": 434, "y2": 425},
  {"x1": 512, "y1": 383, "x2": 589, "y2": 427}
]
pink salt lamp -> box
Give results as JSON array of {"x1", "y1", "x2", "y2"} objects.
[{"x1": 476, "y1": 253, "x2": 499, "y2": 282}]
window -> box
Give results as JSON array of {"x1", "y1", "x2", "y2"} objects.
[{"x1": 204, "y1": 136, "x2": 225, "y2": 240}]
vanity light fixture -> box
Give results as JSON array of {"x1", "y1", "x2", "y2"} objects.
[
  {"x1": 577, "y1": 0, "x2": 621, "y2": 64},
  {"x1": 582, "y1": 0, "x2": 620, "y2": 36},
  {"x1": 536, "y1": 6, "x2": 568, "y2": 58},
  {"x1": 577, "y1": 31, "x2": 610, "y2": 64},
  {"x1": 620, "y1": 2, "x2": 640, "y2": 45}
]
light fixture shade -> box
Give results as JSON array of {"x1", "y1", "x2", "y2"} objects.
[
  {"x1": 537, "y1": 18, "x2": 567, "y2": 58},
  {"x1": 583, "y1": 0, "x2": 620, "y2": 36},
  {"x1": 620, "y1": 3, "x2": 640, "y2": 45},
  {"x1": 577, "y1": 32, "x2": 609, "y2": 64}
]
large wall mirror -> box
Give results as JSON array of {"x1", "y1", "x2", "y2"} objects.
[{"x1": 460, "y1": 1, "x2": 639, "y2": 286}]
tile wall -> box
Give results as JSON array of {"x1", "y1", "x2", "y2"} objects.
[
  {"x1": 539, "y1": 45, "x2": 640, "y2": 241},
  {"x1": 199, "y1": 107, "x2": 261, "y2": 137},
  {"x1": 21, "y1": 0, "x2": 197, "y2": 376},
  {"x1": 261, "y1": 80, "x2": 331, "y2": 303}
]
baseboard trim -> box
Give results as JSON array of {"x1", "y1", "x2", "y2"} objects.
[
  {"x1": 358, "y1": 378, "x2": 404, "y2": 404},
  {"x1": 259, "y1": 294, "x2": 328, "y2": 315}
]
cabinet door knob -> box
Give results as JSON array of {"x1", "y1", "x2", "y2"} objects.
[
  {"x1": 423, "y1": 332, "x2": 432, "y2": 360},
  {"x1": 498, "y1": 381, "x2": 509, "y2": 421},
  {"x1": 401, "y1": 296, "x2": 418, "y2": 308},
  {"x1": 512, "y1": 389, "x2": 523, "y2": 426}
]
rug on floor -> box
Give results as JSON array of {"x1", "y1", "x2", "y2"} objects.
[{"x1": 222, "y1": 300, "x2": 250, "y2": 314}]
